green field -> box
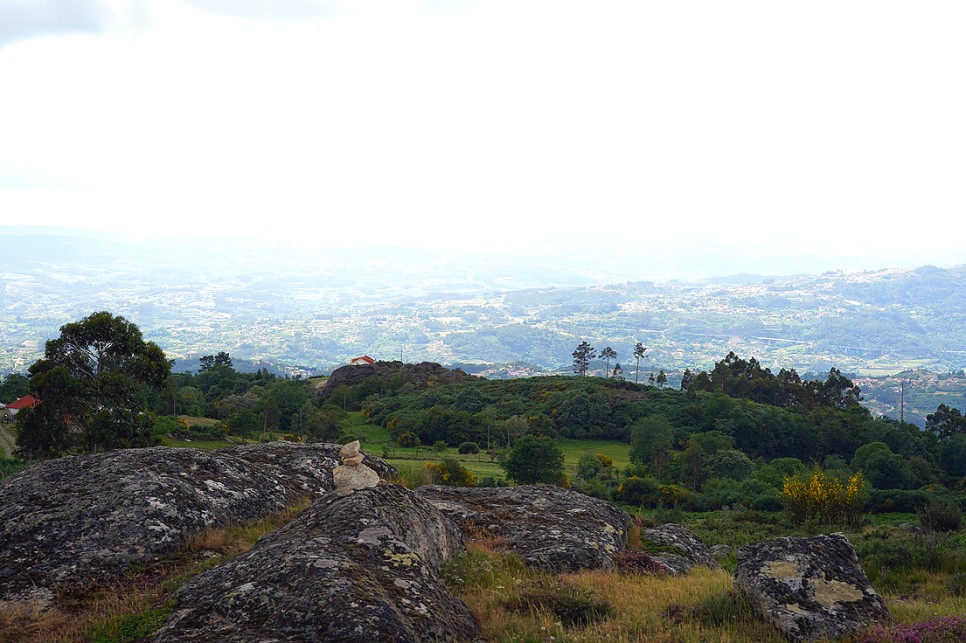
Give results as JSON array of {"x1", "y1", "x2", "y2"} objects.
[{"x1": 344, "y1": 412, "x2": 632, "y2": 483}]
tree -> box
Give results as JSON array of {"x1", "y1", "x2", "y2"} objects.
[
  {"x1": 0, "y1": 373, "x2": 29, "y2": 404},
  {"x1": 633, "y1": 342, "x2": 647, "y2": 385},
  {"x1": 199, "y1": 351, "x2": 232, "y2": 371},
  {"x1": 851, "y1": 441, "x2": 914, "y2": 489},
  {"x1": 501, "y1": 434, "x2": 565, "y2": 485},
  {"x1": 15, "y1": 311, "x2": 170, "y2": 459},
  {"x1": 599, "y1": 347, "x2": 617, "y2": 377},
  {"x1": 926, "y1": 404, "x2": 965, "y2": 441},
  {"x1": 629, "y1": 415, "x2": 674, "y2": 478},
  {"x1": 612, "y1": 363, "x2": 624, "y2": 381},
  {"x1": 572, "y1": 341, "x2": 596, "y2": 376},
  {"x1": 656, "y1": 370, "x2": 667, "y2": 388}
]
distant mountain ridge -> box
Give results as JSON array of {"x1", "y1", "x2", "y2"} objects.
[{"x1": 1, "y1": 229, "x2": 963, "y2": 384}]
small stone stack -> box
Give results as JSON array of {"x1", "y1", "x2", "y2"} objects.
[{"x1": 332, "y1": 440, "x2": 381, "y2": 495}]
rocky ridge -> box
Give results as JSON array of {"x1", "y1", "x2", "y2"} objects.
[{"x1": 0, "y1": 443, "x2": 395, "y2": 609}]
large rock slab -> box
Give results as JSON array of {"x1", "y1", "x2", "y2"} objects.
[
  {"x1": 416, "y1": 485, "x2": 633, "y2": 572},
  {"x1": 152, "y1": 484, "x2": 479, "y2": 642},
  {"x1": 643, "y1": 523, "x2": 719, "y2": 575},
  {"x1": 734, "y1": 533, "x2": 891, "y2": 641},
  {"x1": 0, "y1": 443, "x2": 395, "y2": 609},
  {"x1": 219, "y1": 441, "x2": 396, "y2": 493}
]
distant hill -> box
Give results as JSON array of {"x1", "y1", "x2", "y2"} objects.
[{"x1": 1, "y1": 228, "x2": 964, "y2": 420}]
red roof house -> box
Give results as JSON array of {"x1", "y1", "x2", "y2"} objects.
[
  {"x1": 349, "y1": 355, "x2": 376, "y2": 366},
  {"x1": 4, "y1": 394, "x2": 39, "y2": 419}
]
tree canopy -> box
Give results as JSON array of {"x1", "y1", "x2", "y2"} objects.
[
  {"x1": 15, "y1": 311, "x2": 170, "y2": 459},
  {"x1": 501, "y1": 434, "x2": 565, "y2": 485}
]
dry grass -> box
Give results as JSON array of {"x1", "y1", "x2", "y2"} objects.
[
  {"x1": 0, "y1": 500, "x2": 310, "y2": 643},
  {"x1": 446, "y1": 529, "x2": 966, "y2": 643}
]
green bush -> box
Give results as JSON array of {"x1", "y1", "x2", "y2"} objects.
[
  {"x1": 917, "y1": 498, "x2": 963, "y2": 533},
  {"x1": 867, "y1": 489, "x2": 937, "y2": 513},
  {"x1": 457, "y1": 441, "x2": 480, "y2": 454},
  {"x1": 616, "y1": 476, "x2": 660, "y2": 507}
]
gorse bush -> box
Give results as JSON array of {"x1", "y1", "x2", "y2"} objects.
[
  {"x1": 783, "y1": 467, "x2": 866, "y2": 526},
  {"x1": 424, "y1": 458, "x2": 475, "y2": 487}
]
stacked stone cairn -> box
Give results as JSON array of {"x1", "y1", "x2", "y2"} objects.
[{"x1": 332, "y1": 440, "x2": 381, "y2": 495}]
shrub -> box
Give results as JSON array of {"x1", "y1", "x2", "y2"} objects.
[
  {"x1": 866, "y1": 488, "x2": 936, "y2": 513},
  {"x1": 500, "y1": 577, "x2": 613, "y2": 627},
  {"x1": 782, "y1": 467, "x2": 866, "y2": 526},
  {"x1": 457, "y1": 441, "x2": 480, "y2": 454},
  {"x1": 395, "y1": 432, "x2": 420, "y2": 448},
  {"x1": 424, "y1": 458, "x2": 475, "y2": 487},
  {"x1": 616, "y1": 476, "x2": 660, "y2": 507},
  {"x1": 917, "y1": 498, "x2": 963, "y2": 533},
  {"x1": 658, "y1": 484, "x2": 689, "y2": 507},
  {"x1": 336, "y1": 434, "x2": 359, "y2": 445}
]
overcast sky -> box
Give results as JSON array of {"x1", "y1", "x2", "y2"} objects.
[{"x1": 1, "y1": 0, "x2": 964, "y2": 276}]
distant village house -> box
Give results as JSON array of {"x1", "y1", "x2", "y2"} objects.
[
  {"x1": 349, "y1": 355, "x2": 376, "y2": 366},
  {"x1": 3, "y1": 394, "x2": 39, "y2": 422}
]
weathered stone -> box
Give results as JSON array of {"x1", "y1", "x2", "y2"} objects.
[
  {"x1": 152, "y1": 484, "x2": 478, "y2": 642},
  {"x1": 340, "y1": 439, "x2": 362, "y2": 459},
  {"x1": 644, "y1": 523, "x2": 719, "y2": 575},
  {"x1": 0, "y1": 443, "x2": 396, "y2": 608},
  {"x1": 219, "y1": 441, "x2": 396, "y2": 493},
  {"x1": 734, "y1": 533, "x2": 891, "y2": 641},
  {"x1": 333, "y1": 463, "x2": 381, "y2": 495},
  {"x1": 710, "y1": 544, "x2": 734, "y2": 560},
  {"x1": 416, "y1": 485, "x2": 632, "y2": 572}
]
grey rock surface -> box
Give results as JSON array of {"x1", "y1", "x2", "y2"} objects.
[
  {"x1": 644, "y1": 523, "x2": 720, "y2": 575},
  {"x1": 710, "y1": 544, "x2": 734, "y2": 560},
  {"x1": 152, "y1": 484, "x2": 478, "y2": 642},
  {"x1": 219, "y1": 441, "x2": 396, "y2": 493},
  {"x1": 416, "y1": 485, "x2": 632, "y2": 572},
  {"x1": 734, "y1": 533, "x2": 891, "y2": 641},
  {"x1": 0, "y1": 443, "x2": 395, "y2": 608}
]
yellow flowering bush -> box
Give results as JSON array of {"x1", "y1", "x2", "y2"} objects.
[
  {"x1": 424, "y1": 458, "x2": 476, "y2": 487},
  {"x1": 783, "y1": 467, "x2": 866, "y2": 526},
  {"x1": 658, "y1": 484, "x2": 689, "y2": 507}
]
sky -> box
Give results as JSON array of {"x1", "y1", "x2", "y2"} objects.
[{"x1": 1, "y1": 0, "x2": 964, "y2": 277}]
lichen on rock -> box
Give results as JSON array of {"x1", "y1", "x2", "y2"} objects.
[
  {"x1": 151, "y1": 484, "x2": 478, "y2": 642},
  {"x1": 734, "y1": 533, "x2": 891, "y2": 641},
  {"x1": 416, "y1": 485, "x2": 633, "y2": 572},
  {"x1": 643, "y1": 523, "x2": 720, "y2": 575},
  {"x1": 0, "y1": 442, "x2": 397, "y2": 610}
]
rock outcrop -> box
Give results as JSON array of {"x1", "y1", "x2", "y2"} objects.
[
  {"x1": 220, "y1": 441, "x2": 395, "y2": 493},
  {"x1": 734, "y1": 533, "x2": 891, "y2": 641},
  {"x1": 0, "y1": 443, "x2": 396, "y2": 609},
  {"x1": 319, "y1": 361, "x2": 477, "y2": 399},
  {"x1": 416, "y1": 485, "x2": 633, "y2": 572},
  {"x1": 152, "y1": 484, "x2": 479, "y2": 642},
  {"x1": 643, "y1": 523, "x2": 719, "y2": 575}
]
